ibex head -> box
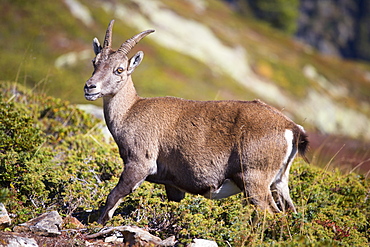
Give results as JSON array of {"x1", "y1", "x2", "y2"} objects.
[{"x1": 84, "y1": 20, "x2": 154, "y2": 101}]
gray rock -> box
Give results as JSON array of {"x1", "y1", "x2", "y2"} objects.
[
  {"x1": 76, "y1": 104, "x2": 112, "y2": 142},
  {"x1": 76, "y1": 104, "x2": 104, "y2": 120},
  {"x1": 0, "y1": 232, "x2": 38, "y2": 247},
  {"x1": 0, "y1": 203, "x2": 11, "y2": 227},
  {"x1": 7, "y1": 237, "x2": 38, "y2": 247},
  {"x1": 86, "y1": 225, "x2": 176, "y2": 246},
  {"x1": 188, "y1": 238, "x2": 218, "y2": 247},
  {"x1": 121, "y1": 225, "x2": 162, "y2": 246},
  {"x1": 104, "y1": 235, "x2": 124, "y2": 244},
  {"x1": 13, "y1": 211, "x2": 62, "y2": 236}
]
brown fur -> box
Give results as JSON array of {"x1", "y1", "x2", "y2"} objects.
[{"x1": 84, "y1": 20, "x2": 309, "y2": 224}]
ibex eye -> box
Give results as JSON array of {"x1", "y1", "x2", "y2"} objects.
[{"x1": 115, "y1": 67, "x2": 124, "y2": 74}]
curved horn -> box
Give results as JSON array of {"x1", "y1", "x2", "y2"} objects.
[
  {"x1": 103, "y1": 20, "x2": 115, "y2": 48},
  {"x1": 118, "y1": 29, "x2": 155, "y2": 55}
]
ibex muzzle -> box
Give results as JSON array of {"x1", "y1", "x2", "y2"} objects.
[{"x1": 84, "y1": 20, "x2": 309, "y2": 225}]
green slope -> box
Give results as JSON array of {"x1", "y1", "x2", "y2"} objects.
[{"x1": 0, "y1": 81, "x2": 369, "y2": 246}]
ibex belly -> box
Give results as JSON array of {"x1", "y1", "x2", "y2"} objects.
[{"x1": 203, "y1": 179, "x2": 242, "y2": 199}]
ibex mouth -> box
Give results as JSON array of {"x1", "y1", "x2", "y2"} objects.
[{"x1": 85, "y1": 92, "x2": 100, "y2": 101}]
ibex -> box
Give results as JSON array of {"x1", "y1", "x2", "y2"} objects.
[{"x1": 84, "y1": 20, "x2": 309, "y2": 225}]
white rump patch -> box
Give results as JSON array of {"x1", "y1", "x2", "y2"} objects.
[
  {"x1": 283, "y1": 129, "x2": 294, "y2": 165},
  {"x1": 273, "y1": 129, "x2": 297, "y2": 187},
  {"x1": 204, "y1": 179, "x2": 242, "y2": 200}
]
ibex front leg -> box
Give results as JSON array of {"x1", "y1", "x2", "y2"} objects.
[{"x1": 98, "y1": 162, "x2": 149, "y2": 225}]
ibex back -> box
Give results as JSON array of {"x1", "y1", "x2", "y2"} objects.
[{"x1": 84, "y1": 20, "x2": 309, "y2": 225}]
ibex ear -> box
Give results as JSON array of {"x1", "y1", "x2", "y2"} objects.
[
  {"x1": 127, "y1": 51, "x2": 144, "y2": 75},
  {"x1": 93, "y1": 37, "x2": 102, "y2": 55}
]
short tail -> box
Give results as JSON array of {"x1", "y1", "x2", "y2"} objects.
[{"x1": 294, "y1": 125, "x2": 310, "y2": 164}]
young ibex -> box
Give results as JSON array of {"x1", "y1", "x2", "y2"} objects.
[{"x1": 84, "y1": 20, "x2": 309, "y2": 225}]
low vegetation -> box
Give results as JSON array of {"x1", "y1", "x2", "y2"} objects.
[{"x1": 0, "y1": 82, "x2": 368, "y2": 246}]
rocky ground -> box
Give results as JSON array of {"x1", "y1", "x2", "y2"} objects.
[{"x1": 0, "y1": 208, "x2": 217, "y2": 247}]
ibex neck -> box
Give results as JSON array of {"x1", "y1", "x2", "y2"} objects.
[{"x1": 103, "y1": 77, "x2": 139, "y2": 133}]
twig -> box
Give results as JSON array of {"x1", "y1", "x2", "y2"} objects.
[
  {"x1": 349, "y1": 158, "x2": 370, "y2": 174},
  {"x1": 86, "y1": 226, "x2": 124, "y2": 239}
]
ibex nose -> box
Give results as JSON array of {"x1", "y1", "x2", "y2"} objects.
[
  {"x1": 84, "y1": 84, "x2": 97, "y2": 90},
  {"x1": 84, "y1": 81, "x2": 100, "y2": 101}
]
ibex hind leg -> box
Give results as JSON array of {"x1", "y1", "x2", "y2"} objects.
[
  {"x1": 271, "y1": 138, "x2": 298, "y2": 213},
  {"x1": 233, "y1": 171, "x2": 281, "y2": 213},
  {"x1": 271, "y1": 169, "x2": 297, "y2": 213},
  {"x1": 271, "y1": 181, "x2": 296, "y2": 213},
  {"x1": 271, "y1": 164, "x2": 296, "y2": 212}
]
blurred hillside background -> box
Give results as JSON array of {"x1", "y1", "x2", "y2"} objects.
[{"x1": 1, "y1": 0, "x2": 369, "y2": 173}]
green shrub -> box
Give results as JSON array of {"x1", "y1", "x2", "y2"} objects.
[
  {"x1": 0, "y1": 82, "x2": 121, "y2": 223},
  {"x1": 0, "y1": 94, "x2": 46, "y2": 212},
  {"x1": 0, "y1": 82, "x2": 368, "y2": 246},
  {"x1": 103, "y1": 160, "x2": 369, "y2": 246}
]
